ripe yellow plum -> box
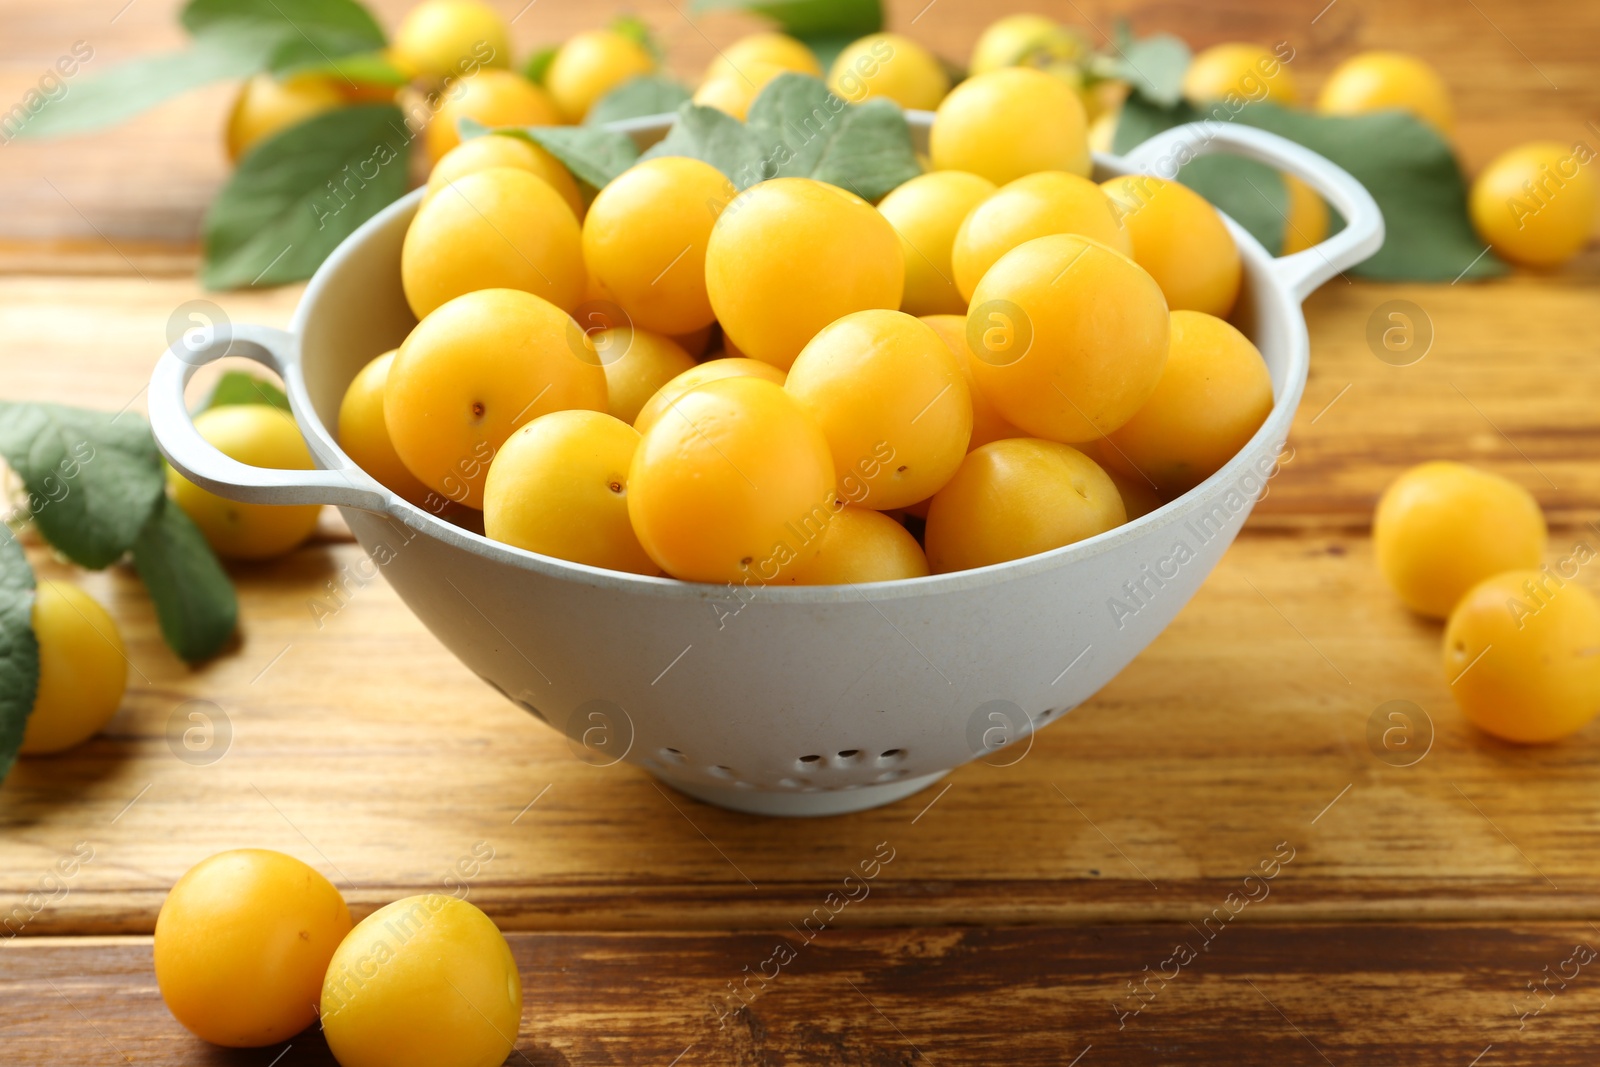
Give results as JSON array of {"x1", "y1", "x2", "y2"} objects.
[
  {"x1": 427, "y1": 69, "x2": 561, "y2": 162},
  {"x1": 1281, "y1": 175, "x2": 1329, "y2": 254},
  {"x1": 1182, "y1": 43, "x2": 1300, "y2": 107},
  {"x1": 693, "y1": 60, "x2": 786, "y2": 120},
  {"x1": 483, "y1": 410, "x2": 656, "y2": 574},
  {"x1": 321, "y1": 895, "x2": 520, "y2": 1067},
  {"x1": 876, "y1": 170, "x2": 997, "y2": 315},
  {"x1": 964, "y1": 233, "x2": 1169, "y2": 443},
  {"x1": 705, "y1": 33, "x2": 820, "y2": 81},
  {"x1": 155, "y1": 850, "x2": 351, "y2": 1048},
  {"x1": 392, "y1": 0, "x2": 510, "y2": 80},
  {"x1": 583, "y1": 157, "x2": 735, "y2": 334},
  {"x1": 385, "y1": 288, "x2": 608, "y2": 510},
  {"x1": 427, "y1": 134, "x2": 584, "y2": 219},
  {"x1": 633, "y1": 358, "x2": 786, "y2": 435},
  {"x1": 969, "y1": 15, "x2": 1086, "y2": 77},
  {"x1": 18, "y1": 582, "x2": 125, "y2": 754},
  {"x1": 786, "y1": 310, "x2": 970, "y2": 510},
  {"x1": 1445, "y1": 572, "x2": 1600, "y2": 743},
  {"x1": 1102, "y1": 311, "x2": 1273, "y2": 496},
  {"x1": 827, "y1": 33, "x2": 949, "y2": 111},
  {"x1": 925, "y1": 438, "x2": 1125, "y2": 572},
  {"x1": 705, "y1": 177, "x2": 903, "y2": 370},
  {"x1": 1469, "y1": 141, "x2": 1599, "y2": 268},
  {"x1": 920, "y1": 313, "x2": 1025, "y2": 450},
  {"x1": 338, "y1": 350, "x2": 437, "y2": 509},
  {"x1": 1374, "y1": 461, "x2": 1547, "y2": 619},
  {"x1": 1101, "y1": 174, "x2": 1241, "y2": 318},
  {"x1": 595, "y1": 327, "x2": 696, "y2": 424},
  {"x1": 168, "y1": 406, "x2": 322, "y2": 560},
  {"x1": 930, "y1": 68, "x2": 1090, "y2": 184},
  {"x1": 1317, "y1": 51, "x2": 1453, "y2": 135},
  {"x1": 544, "y1": 29, "x2": 656, "y2": 123},
  {"x1": 225, "y1": 73, "x2": 343, "y2": 161},
  {"x1": 628, "y1": 376, "x2": 835, "y2": 584},
  {"x1": 783, "y1": 504, "x2": 929, "y2": 584},
  {"x1": 952, "y1": 170, "x2": 1131, "y2": 300},
  {"x1": 402, "y1": 166, "x2": 584, "y2": 320}
]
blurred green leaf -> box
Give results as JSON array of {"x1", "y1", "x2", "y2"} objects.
[
  {"x1": 640, "y1": 102, "x2": 765, "y2": 186},
  {"x1": 0, "y1": 403, "x2": 165, "y2": 570},
  {"x1": 201, "y1": 372, "x2": 291, "y2": 413},
  {"x1": 522, "y1": 45, "x2": 558, "y2": 85},
  {"x1": 745, "y1": 74, "x2": 918, "y2": 199},
  {"x1": 690, "y1": 0, "x2": 881, "y2": 39},
  {"x1": 4, "y1": 39, "x2": 263, "y2": 140},
  {"x1": 275, "y1": 49, "x2": 408, "y2": 86},
  {"x1": 466, "y1": 119, "x2": 642, "y2": 188},
  {"x1": 131, "y1": 498, "x2": 238, "y2": 664},
  {"x1": 203, "y1": 103, "x2": 411, "y2": 289},
  {"x1": 586, "y1": 75, "x2": 693, "y2": 126},
  {"x1": 181, "y1": 0, "x2": 387, "y2": 60},
  {"x1": 0, "y1": 530, "x2": 39, "y2": 784},
  {"x1": 610, "y1": 14, "x2": 664, "y2": 63},
  {"x1": 1113, "y1": 96, "x2": 1504, "y2": 280}
]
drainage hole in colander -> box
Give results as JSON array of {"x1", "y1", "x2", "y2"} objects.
[
  {"x1": 796, "y1": 754, "x2": 823, "y2": 769},
  {"x1": 707, "y1": 765, "x2": 736, "y2": 779},
  {"x1": 876, "y1": 749, "x2": 906, "y2": 765},
  {"x1": 835, "y1": 749, "x2": 861, "y2": 765},
  {"x1": 659, "y1": 747, "x2": 686, "y2": 764}
]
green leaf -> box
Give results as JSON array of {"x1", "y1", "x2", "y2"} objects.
[
  {"x1": 610, "y1": 13, "x2": 664, "y2": 63},
  {"x1": 468, "y1": 119, "x2": 642, "y2": 189},
  {"x1": 131, "y1": 498, "x2": 238, "y2": 664},
  {"x1": 1114, "y1": 96, "x2": 1504, "y2": 280},
  {"x1": 585, "y1": 75, "x2": 692, "y2": 127},
  {"x1": 202, "y1": 372, "x2": 291, "y2": 413},
  {"x1": 0, "y1": 530, "x2": 39, "y2": 783},
  {"x1": 690, "y1": 0, "x2": 882, "y2": 39},
  {"x1": 1107, "y1": 32, "x2": 1189, "y2": 108},
  {"x1": 276, "y1": 49, "x2": 408, "y2": 86},
  {"x1": 748, "y1": 77, "x2": 918, "y2": 200},
  {"x1": 1234, "y1": 104, "x2": 1505, "y2": 281},
  {"x1": 202, "y1": 102, "x2": 411, "y2": 289},
  {"x1": 181, "y1": 0, "x2": 387, "y2": 61},
  {"x1": 0, "y1": 404, "x2": 166, "y2": 570},
  {"x1": 640, "y1": 102, "x2": 767, "y2": 187},
  {"x1": 642, "y1": 74, "x2": 918, "y2": 198},
  {"x1": 522, "y1": 45, "x2": 558, "y2": 85},
  {"x1": 3, "y1": 38, "x2": 265, "y2": 140}
]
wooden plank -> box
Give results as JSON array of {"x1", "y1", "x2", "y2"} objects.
[
  {"x1": 5, "y1": 524, "x2": 1600, "y2": 933},
  {"x1": 5, "y1": 925, "x2": 1600, "y2": 1064},
  {"x1": 1, "y1": 0, "x2": 1596, "y2": 265}
]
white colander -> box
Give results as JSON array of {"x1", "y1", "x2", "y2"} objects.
[{"x1": 149, "y1": 117, "x2": 1382, "y2": 816}]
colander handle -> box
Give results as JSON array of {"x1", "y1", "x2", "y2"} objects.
[
  {"x1": 1117, "y1": 122, "x2": 1385, "y2": 303},
  {"x1": 149, "y1": 323, "x2": 390, "y2": 510}
]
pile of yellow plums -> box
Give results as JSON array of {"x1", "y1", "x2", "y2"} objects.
[
  {"x1": 225, "y1": 0, "x2": 1595, "y2": 270},
  {"x1": 340, "y1": 60, "x2": 1278, "y2": 589},
  {"x1": 155, "y1": 849, "x2": 521, "y2": 1067},
  {"x1": 1375, "y1": 461, "x2": 1600, "y2": 744}
]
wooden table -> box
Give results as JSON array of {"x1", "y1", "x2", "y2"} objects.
[{"x1": 3, "y1": 0, "x2": 1599, "y2": 1062}]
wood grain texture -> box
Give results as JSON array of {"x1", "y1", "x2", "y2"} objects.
[
  {"x1": 0, "y1": 0, "x2": 1596, "y2": 265},
  {"x1": 7, "y1": 925, "x2": 1600, "y2": 1065},
  {"x1": 2, "y1": 0, "x2": 1599, "y2": 1061},
  {"x1": 5, "y1": 524, "x2": 1600, "y2": 934}
]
